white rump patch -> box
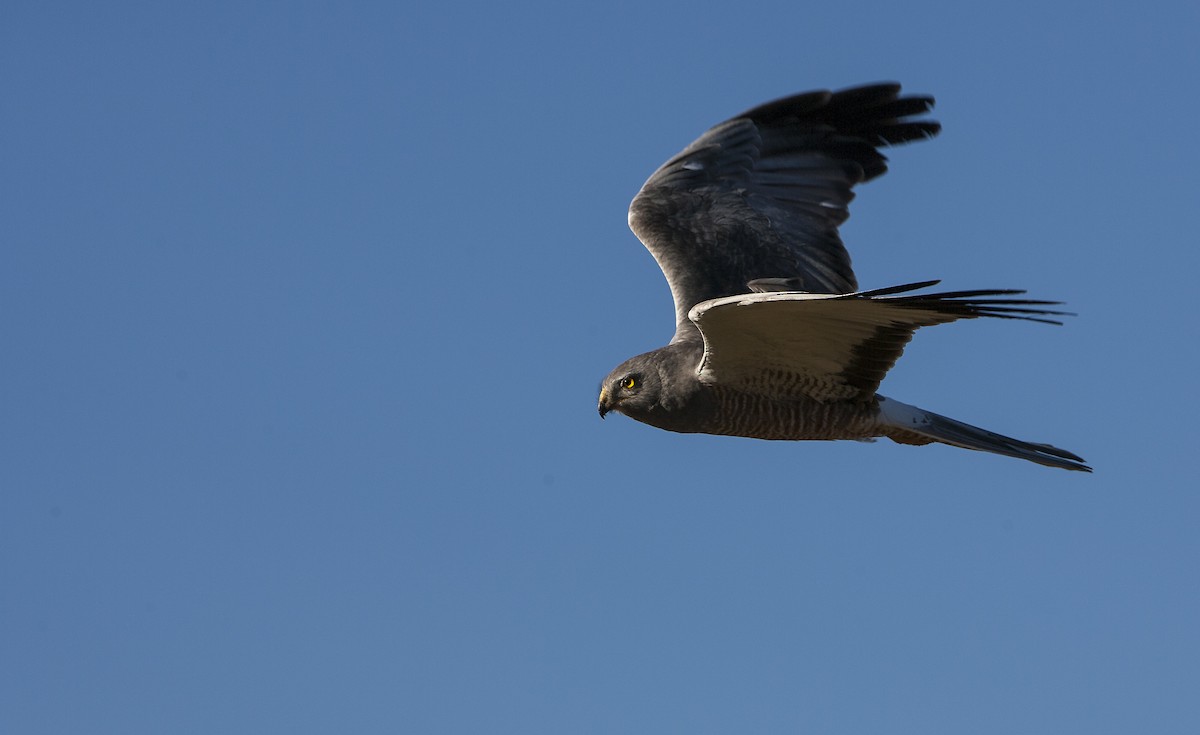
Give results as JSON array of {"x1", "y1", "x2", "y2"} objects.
[{"x1": 877, "y1": 397, "x2": 928, "y2": 429}]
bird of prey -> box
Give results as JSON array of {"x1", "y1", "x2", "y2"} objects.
[{"x1": 597, "y1": 82, "x2": 1089, "y2": 472}]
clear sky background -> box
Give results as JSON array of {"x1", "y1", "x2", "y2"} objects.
[{"x1": 3, "y1": 2, "x2": 1198, "y2": 733}]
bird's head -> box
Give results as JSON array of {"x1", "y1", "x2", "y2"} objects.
[{"x1": 597, "y1": 353, "x2": 664, "y2": 420}]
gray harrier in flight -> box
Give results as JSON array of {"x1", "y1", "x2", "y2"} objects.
[{"x1": 597, "y1": 83, "x2": 1088, "y2": 472}]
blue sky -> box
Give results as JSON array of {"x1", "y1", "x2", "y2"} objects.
[{"x1": 3, "y1": 1, "x2": 1198, "y2": 733}]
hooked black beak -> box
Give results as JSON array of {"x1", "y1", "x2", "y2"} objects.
[{"x1": 597, "y1": 388, "x2": 610, "y2": 419}]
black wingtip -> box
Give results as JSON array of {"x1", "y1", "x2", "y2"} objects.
[
  {"x1": 847, "y1": 281, "x2": 1078, "y2": 326},
  {"x1": 850, "y1": 280, "x2": 942, "y2": 297},
  {"x1": 735, "y1": 82, "x2": 940, "y2": 146}
]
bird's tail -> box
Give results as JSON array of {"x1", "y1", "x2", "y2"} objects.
[{"x1": 877, "y1": 397, "x2": 1091, "y2": 472}]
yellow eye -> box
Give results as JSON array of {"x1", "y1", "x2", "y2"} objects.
[{"x1": 621, "y1": 377, "x2": 636, "y2": 390}]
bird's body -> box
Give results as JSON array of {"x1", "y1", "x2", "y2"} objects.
[
  {"x1": 601, "y1": 341, "x2": 881, "y2": 441},
  {"x1": 598, "y1": 83, "x2": 1089, "y2": 472}
]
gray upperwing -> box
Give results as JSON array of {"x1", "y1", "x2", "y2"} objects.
[{"x1": 626, "y1": 82, "x2": 941, "y2": 343}]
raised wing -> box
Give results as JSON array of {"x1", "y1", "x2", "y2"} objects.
[
  {"x1": 628, "y1": 83, "x2": 940, "y2": 343},
  {"x1": 689, "y1": 282, "x2": 1070, "y2": 402}
]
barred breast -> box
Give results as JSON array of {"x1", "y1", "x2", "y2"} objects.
[{"x1": 700, "y1": 385, "x2": 883, "y2": 441}]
